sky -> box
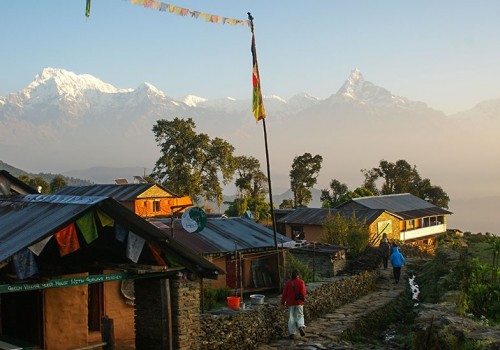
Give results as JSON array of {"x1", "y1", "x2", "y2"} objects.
[{"x1": 1, "y1": 1, "x2": 500, "y2": 115}]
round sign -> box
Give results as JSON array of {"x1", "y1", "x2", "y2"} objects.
[{"x1": 181, "y1": 207, "x2": 207, "y2": 233}]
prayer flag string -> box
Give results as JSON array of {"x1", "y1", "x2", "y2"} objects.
[{"x1": 129, "y1": 0, "x2": 250, "y2": 27}]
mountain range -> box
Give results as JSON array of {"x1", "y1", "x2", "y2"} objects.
[{"x1": 1, "y1": 67, "x2": 499, "y2": 234}]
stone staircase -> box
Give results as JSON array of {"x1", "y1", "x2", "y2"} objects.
[{"x1": 258, "y1": 267, "x2": 407, "y2": 350}]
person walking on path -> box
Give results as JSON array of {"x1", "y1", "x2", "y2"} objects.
[
  {"x1": 390, "y1": 243, "x2": 406, "y2": 284},
  {"x1": 281, "y1": 269, "x2": 307, "y2": 339},
  {"x1": 379, "y1": 233, "x2": 390, "y2": 269}
]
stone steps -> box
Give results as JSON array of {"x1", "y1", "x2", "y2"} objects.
[{"x1": 258, "y1": 267, "x2": 407, "y2": 350}]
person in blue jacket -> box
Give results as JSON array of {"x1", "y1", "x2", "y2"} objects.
[{"x1": 390, "y1": 243, "x2": 406, "y2": 284}]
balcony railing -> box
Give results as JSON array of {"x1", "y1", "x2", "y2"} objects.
[{"x1": 399, "y1": 224, "x2": 446, "y2": 241}]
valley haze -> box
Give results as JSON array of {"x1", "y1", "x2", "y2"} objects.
[{"x1": 1, "y1": 68, "x2": 499, "y2": 235}]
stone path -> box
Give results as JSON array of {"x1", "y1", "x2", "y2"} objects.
[{"x1": 258, "y1": 267, "x2": 408, "y2": 350}]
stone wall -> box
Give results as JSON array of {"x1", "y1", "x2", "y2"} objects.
[
  {"x1": 170, "y1": 277, "x2": 202, "y2": 350},
  {"x1": 291, "y1": 250, "x2": 346, "y2": 277},
  {"x1": 200, "y1": 270, "x2": 378, "y2": 350}
]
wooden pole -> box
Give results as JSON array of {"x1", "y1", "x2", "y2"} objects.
[{"x1": 248, "y1": 12, "x2": 281, "y2": 291}]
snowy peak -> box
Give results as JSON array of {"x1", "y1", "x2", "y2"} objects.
[
  {"x1": 179, "y1": 95, "x2": 208, "y2": 107},
  {"x1": 25, "y1": 68, "x2": 131, "y2": 98},
  {"x1": 335, "y1": 68, "x2": 422, "y2": 109}
]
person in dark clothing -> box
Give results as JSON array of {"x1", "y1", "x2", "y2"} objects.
[
  {"x1": 379, "y1": 233, "x2": 390, "y2": 269},
  {"x1": 390, "y1": 243, "x2": 406, "y2": 284},
  {"x1": 281, "y1": 269, "x2": 306, "y2": 339}
]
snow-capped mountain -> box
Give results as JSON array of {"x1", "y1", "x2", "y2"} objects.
[{"x1": 1, "y1": 67, "x2": 499, "y2": 204}]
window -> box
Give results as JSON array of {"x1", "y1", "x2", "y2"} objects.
[
  {"x1": 291, "y1": 226, "x2": 304, "y2": 240},
  {"x1": 153, "y1": 200, "x2": 161, "y2": 212}
]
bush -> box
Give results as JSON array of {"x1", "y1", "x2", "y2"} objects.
[{"x1": 202, "y1": 285, "x2": 231, "y2": 311}]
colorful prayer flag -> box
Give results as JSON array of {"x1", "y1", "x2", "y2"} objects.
[
  {"x1": 148, "y1": 243, "x2": 167, "y2": 266},
  {"x1": 97, "y1": 209, "x2": 115, "y2": 227},
  {"x1": 115, "y1": 223, "x2": 129, "y2": 243},
  {"x1": 76, "y1": 211, "x2": 98, "y2": 244},
  {"x1": 28, "y1": 235, "x2": 53, "y2": 256},
  {"x1": 251, "y1": 32, "x2": 266, "y2": 122},
  {"x1": 55, "y1": 223, "x2": 81, "y2": 256},
  {"x1": 126, "y1": 231, "x2": 146, "y2": 263},
  {"x1": 12, "y1": 248, "x2": 39, "y2": 280}
]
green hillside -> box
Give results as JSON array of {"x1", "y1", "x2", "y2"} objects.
[{"x1": 0, "y1": 160, "x2": 92, "y2": 186}]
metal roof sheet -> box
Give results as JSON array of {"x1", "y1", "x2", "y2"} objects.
[
  {"x1": 277, "y1": 207, "x2": 387, "y2": 226},
  {"x1": 55, "y1": 183, "x2": 179, "y2": 201},
  {"x1": 351, "y1": 193, "x2": 433, "y2": 212},
  {"x1": 160, "y1": 218, "x2": 292, "y2": 254},
  {"x1": 0, "y1": 194, "x2": 222, "y2": 278}
]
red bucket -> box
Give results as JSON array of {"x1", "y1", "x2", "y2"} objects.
[{"x1": 227, "y1": 296, "x2": 240, "y2": 309}]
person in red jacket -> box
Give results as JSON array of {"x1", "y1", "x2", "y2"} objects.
[{"x1": 281, "y1": 269, "x2": 306, "y2": 339}]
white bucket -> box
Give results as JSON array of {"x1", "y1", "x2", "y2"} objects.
[{"x1": 250, "y1": 294, "x2": 265, "y2": 305}]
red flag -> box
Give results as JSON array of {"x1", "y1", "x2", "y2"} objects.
[
  {"x1": 55, "y1": 223, "x2": 81, "y2": 256},
  {"x1": 251, "y1": 32, "x2": 266, "y2": 122}
]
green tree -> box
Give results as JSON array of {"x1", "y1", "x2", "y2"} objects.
[
  {"x1": 225, "y1": 156, "x2": 269, "y2": 220},
  {"x1": 321, "y1": 212, "x2": 369, "y2": 256},
  {"x1": 290, "y1": 153, "x2": 323, "y2": 207},
  {"x1": 362, "y1": 159, "x2": 450, "y2": 208},
  {"x1": 321, "y1": 180, "x2": 375, "y2": 208},
  {"x1": 17, "y1": 174, "x2": 30, "y2": 185},
  {"x1": 279, "y1": 199, "x2": 294, "y2": 209},
  {"x1": 49, "y1": 175, "x2": 67, "y2": 193},
  {"x1": 29, "y1": 176, "x2": 50, "y2": 194},
  {"x1": 321, "y1": 179, "x2": 349, "y2": 208},
  {"x1": 151, "y1": 118, "x2": 236, "y2": 204}
]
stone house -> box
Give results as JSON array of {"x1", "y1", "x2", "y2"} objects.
[
  {"x1": 337, "y1": 193, "x2": 452, "y2": 245},
  {"x1": 0, "y1": 194, "x2": 222, "y2": 350}
]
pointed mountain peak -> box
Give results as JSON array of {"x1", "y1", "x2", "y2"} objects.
[
  {"x1": 336, "y1": 68, "x2": 366, "y2": 99},
  {"x1": 25, "y1": 67, "x2": 132, "y2": 97}
]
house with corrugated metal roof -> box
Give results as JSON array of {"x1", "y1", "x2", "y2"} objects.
[
  {"x1": 55, "y1": 183, "x2": 193, "y2": 218},
  {"x1": 337, "y1": 193, "x2": 452, "y2": 244},
  {"x1": 0, "y1": 194, "x2": 222, "y2": 350},
  {"x1": 277, "y1": 207, "x2": 402, "y2": 244},
  {"x1": 150, "y1": 217, "x2": 292, "y2": 295},
  {"x1": 0, "y1": 170, "x2": 38, "y2": 197}
]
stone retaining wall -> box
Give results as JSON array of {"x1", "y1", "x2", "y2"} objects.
[{"x1": 200, "y1": 270, "x2": 378, "y2": 350}]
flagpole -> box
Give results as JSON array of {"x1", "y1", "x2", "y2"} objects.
[{"x1": 248, "y1": 13, "x2": 281, "y2": 291}]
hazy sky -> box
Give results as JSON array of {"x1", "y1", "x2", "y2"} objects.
[{"x1": 1, "y1": 1, "x2": 500, "y2": 114}]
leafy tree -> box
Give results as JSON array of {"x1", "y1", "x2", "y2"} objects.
[
  {"x1": 321, "y1": 180, "x2": 375, "y2": 208},
  {"x1": 321, "y1": 179, "x2": 349, "y2": 208},
  {"x1": 362, "y1": 159, "x2": 450, "y2": 208},
  {"x1": 29, "y1": 176, "x2": 50, "y2": 194},
  {"x1": 279, "y1": 199, "x2": 294, "y2": 209},
  {"x1": 17, "y1": 174, "x2": 30, "y2": 185},
  {"x1": 232, "y1": 156, "x2": 269, "y2": 220},
  {"x1": 289, "y1": 153, "x2": 323, "y2": 207},
  {"x1": 49, "y1": 175, "x2": 67, "y2": 193},
  {"x1": 224, "y1": 197, "x2": 247, "y2": 218},
  {"x1": 151, "y1": 118, "x2": 236, "y2": 204},
  {"x1": 321, "y1": 212, "x2": 370, "y2": 257}
]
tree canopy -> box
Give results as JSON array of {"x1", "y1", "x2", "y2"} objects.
[
  {"x1": 150, "y1": 117, "x2": 236, "y2": 204},
  {"x1": 226, "y1": 155, "x2": 269, "y2": 220},
  {"x1": 289, "y1": 152, "x2": 323, "y2": 207},
  {"x1": 362, "y1": 159, "x2": 450, "y2": 208}
]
